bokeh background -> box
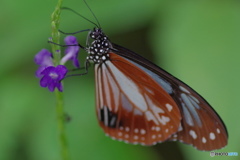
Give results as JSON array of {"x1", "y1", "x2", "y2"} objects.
[{"x1": 0, "y1": 0, "x2": 239, "y2": 160}]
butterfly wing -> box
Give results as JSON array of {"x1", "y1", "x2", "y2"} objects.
[
  {"x1": 105, "y1": 43, "x2": 228, "y2": 151},
  {"x1": 94, "y1": 53, "x2": 182, "y2": 145},
  {"x1": 167, "y1": 80, "x2": 228, "y2": 151}
]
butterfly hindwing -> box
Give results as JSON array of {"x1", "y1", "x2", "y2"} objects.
[{"x1": 168, "y1": 83, "x2": 228, "y2": 150}]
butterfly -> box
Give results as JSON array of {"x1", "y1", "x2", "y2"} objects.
[
  {"x1": 76, "y1": 27, "x2": 228, "y2": 151},
  {"x1": 64, "y1": 2, "x2": 228, "y2": 151}
]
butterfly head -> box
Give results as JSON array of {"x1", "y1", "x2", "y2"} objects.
[
  {"x1": 86, "y1": 28, "x2": 112, "y2": 64},
  {"x1": 89, "y1": 27, "x2": 103, "y2": 40}
]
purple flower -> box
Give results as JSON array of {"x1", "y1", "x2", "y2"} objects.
[
  {"x1": 34, "y1": 49, "x2": 54, "y2": 78},
  {"x1": 40, "y1": 65, "x2": 68, "y2": 92},
  {"x1": 60, "y1": 36, "x2": 80, "y2": 68},
  {"x1": 34, "y1": 36, "x2": 81, "y2": 92}
]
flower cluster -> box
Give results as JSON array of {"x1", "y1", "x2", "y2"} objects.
[{"x1": 34, "y1": 36, "x2": 80, "y2": 92}]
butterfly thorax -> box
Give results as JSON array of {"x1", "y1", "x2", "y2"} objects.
[{"x1": 86, "y1": 28, "x2": 112, "y2": 64}]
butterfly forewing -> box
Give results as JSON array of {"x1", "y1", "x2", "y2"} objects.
[
  {"x1": 110, "y1": 44, "x2": 228, "y2": 150},
  {"x1": 95, "y1": 53, "x2": 182, "y2": 145}
]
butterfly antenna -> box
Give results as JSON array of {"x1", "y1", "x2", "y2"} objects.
[
  {"x1": 61, "y1": 7, "x2": 99, "y2": 27},
  {"x1": 83, "y1": 0, "x2": 101, "y2": 28}
]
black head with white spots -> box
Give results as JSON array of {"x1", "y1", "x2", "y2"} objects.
[{"x1": 86, "y1": 27, "x2": 112, "y2": 64}]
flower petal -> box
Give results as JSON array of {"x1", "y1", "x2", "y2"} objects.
[
  {"x1": 56, "y1": 83, "x2": 63, "y2": 92},
  {"x1": 41, "y1": 66, "x2": 54, "y2": 75},
  {"x1": 64, "y1": 35, "x2": 78, "y2": 45},
  {"x1": 48, "y1": 80, "x2": 56, "y2": 92},
  {"x1": 55, "y1": 65, "x2": 68, "y2": 79},
  {"x1": 73, "y1": 58, "x2": 80, "y2": 68},
  {"x1": 34, "y1": 49, "x2": 53, "y2": 66},
  {"x1": 60, "y1": 36, "x2": 80, "y2": 68},
  {"x1": 40, "y1": 75, "x2": 50, "y2": 87},
  {"x1": 35, "y1": 66, "x2": 46, "y2": 78}
]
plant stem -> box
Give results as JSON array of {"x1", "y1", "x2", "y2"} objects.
[
  {"x1": 51, "y1": 0, "x2": 62, "y2": 65},
  {"x1": 55, "y1": 90, "x2": 70, "y2": 160},
  {"x1": 51, "y1": 0, "x2": 70, "y2": 160}
]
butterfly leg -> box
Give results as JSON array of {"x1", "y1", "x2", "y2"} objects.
[{"x1": 65, "y1": 60, "x2": 91, "y2": 77}]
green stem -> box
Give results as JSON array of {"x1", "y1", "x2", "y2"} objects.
[
  {"x1": 55, "y1": 90, "x2": 69, "y2": 160},
  {"x1": 50, "y1": 0, "x2": 70, "y2": 160},
  {"x1": 51, "y1": 0, "x2": 62, "y2": 65}
]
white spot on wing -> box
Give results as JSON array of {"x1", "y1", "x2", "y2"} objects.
[
  {"x1": 166, "y1": 103, "x2": 173, "y2": 112},
  {"x1": 134, "y1": 128, "x2": 139, "y2": 133},
  {"x1": 118, "y1": 132, "x2": 122, "y2": 136},
  {"x1": 202, "y1": 137, "x2": 207, "y2": 143},
  {"x1": 216, "y1": 128, "x2": 220, "y2": 134},
  {"x1": 152, "y1": 135, "x2": 156, "y2": 139},
  {"x1": 189, "y1": 130, "x2": 197, "y2": 139},
  {"x1": 155, "y1": 127, "x2": 161, "y2": 131},
  {"x1": 140, "y1": 129, "x2": 146, "y2": 135},
  {"x1": 209, "y1": 132, "x2": 215, "y2": 140},
  {"x1": 161, "y1": 116, "x2": 170, "y2": 123}
]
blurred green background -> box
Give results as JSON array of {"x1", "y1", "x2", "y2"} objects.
[{"x1": 0, "y1": 0, "x2": 239, "y2": 160}]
